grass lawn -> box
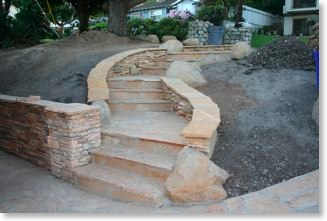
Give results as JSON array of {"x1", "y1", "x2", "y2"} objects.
[{"x1": 251, "y1": 34, "x2": 310, "y2": 48}]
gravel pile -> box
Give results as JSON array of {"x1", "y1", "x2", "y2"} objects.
[{"x1": 242, "y1": 37, "x2": 314, "y2": 73}]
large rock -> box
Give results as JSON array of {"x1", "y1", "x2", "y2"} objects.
[
  {"x1": 312, "y1": 98, "x2": 319, "y2": 126},
  {"x1": 183, "y1": 38, "x2": 201, "y2": 46},
  {"x1": 146, "y1": 35, "x2": 160, "y2": 44},
  {"x1": 159, "y1": 39, "x2": 183, "y2": 53},
  {"x1": 91, "y1": 100, "x2": 111, "y2": 125},
  {"x1": 231, "y1": 42, "x2": 251, "y2": 60},
  {"x1": 166, "y1": 61, "x2": 206, "y2": 88},
  {"x1": 165, "y1": 148, "x2": 229, "y2": 203},
  {"x1": 162, "y1": 35, "x2": 177, "y2": 42},
  {"x1": 198, "y1": 54, "x2": 231, "y2": 66}
]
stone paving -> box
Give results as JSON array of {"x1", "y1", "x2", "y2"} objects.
[{"x1": 0, "y1": 150, "x2": 319, "y2": 213}]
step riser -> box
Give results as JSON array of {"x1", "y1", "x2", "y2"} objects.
[
  {"x1": 74, "y1": 173, "x2": 163, "y2": 206},
  {"x1": 91, "y1": 153, "x2": 170, "y2": 181},
  {"x1": 141, "y1": 69, "x2": 167, "y2": 75},
  {"x1": 109, "y1": 103, "x2": 172, "y2": 112},
  {"x1": 101, "y1": 133, "x2": 184, "y2": 157},
  {"x1": 108, "y1": 81, "x2": 162, "y2": 89},
  {"x1": 110, "y1": 91, "x2": 165, "y2": 100}
]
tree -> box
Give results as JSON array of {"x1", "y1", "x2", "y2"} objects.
[
  {"x1": 66, "y1": 0, "x2": 106, "y2": 32},
  {"x1": 235, "y1": 0, "x2": 243, "y2": 27},
  {"x1": 107, "y1": 0, "x2": 147, "y2": 36}
]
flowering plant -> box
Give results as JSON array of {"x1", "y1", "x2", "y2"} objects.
[{"x1": 167, "y1": 10, "x2": 193, "y2": 21}]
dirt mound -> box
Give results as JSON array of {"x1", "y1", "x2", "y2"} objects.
[{"x1": 242, "y1": 37, "x2": 315, "y2": 73}]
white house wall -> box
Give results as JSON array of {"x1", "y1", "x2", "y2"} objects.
[{"x1": 243, "y1": 5, "x2": 279, "y2": 28}]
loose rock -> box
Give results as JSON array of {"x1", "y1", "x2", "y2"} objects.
[
  {"x1": 159, "y1": 39, "x2": 183, "y2": 53},
  {"x1": 231, "y1": 42, "x2": 251, "y2": 60},
  {"x1": 162, "y1": 35, "x2": 177, "y2": 42}
]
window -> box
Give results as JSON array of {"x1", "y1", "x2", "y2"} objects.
[
  {"x1": 293, "y1": 0, "x2": 317, "y2": 8},
  {"x1": 150, "y1": 9, "x2": 162, "y2": 21}
]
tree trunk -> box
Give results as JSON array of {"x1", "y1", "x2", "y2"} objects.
[
  {"x1": 108, "y1": 0, "x2": 129, "y2": 36},
  {"x1": 75, "y1": 2, "x2": 90, "y2": 33},
  {"x1": 235, "y1": 0, "x2": 244, "y2": 28}
]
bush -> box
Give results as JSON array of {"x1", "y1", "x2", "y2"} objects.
[
  {"x1": 89, "y1": 22, "x2": 108, "y2": 31},
  {"x1": 156, "y1": 18, "x2": 188, "y2": 41},
  {"x1": 127, "y1": 18, "x2": 158, "y2": 37},
  {"x1": 196, "y1": 5, "x2": 224, "y2": 26}
]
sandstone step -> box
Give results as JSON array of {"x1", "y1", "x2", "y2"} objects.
[
  {"x1": 90, "y1": 144, "x2": 175, "y2": 181},
  {"x1": 74, "y1": 164, "x2": 167, "y2": 206},
  {"x1": 108, "y1": 99, "x2": 171, "y2": 112},
  {"x1": 141, "y1": 67, "x2": 167, "y2": 75},
  {"x1": 101, "y1": 131, "x2": 185, "y2": 157},
  {"x1": 109, "y1": 88, "x2": 165, "y2": 100},
  {"x1": 108, "y1": 75, "x2": 162, "y2": 90}
]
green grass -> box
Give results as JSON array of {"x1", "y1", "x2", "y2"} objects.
[
  {"x1": 251, "y1": 34, "x2": 279, "y2": 48},
  {"x1": 251, "y1": 34, "x2": 311, "y2": 48}
]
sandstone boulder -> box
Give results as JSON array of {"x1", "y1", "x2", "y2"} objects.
[
  {"x1": 231, "y1": 41, "x2": 251, "y2": 60},
  {"x1": 312, "y1": 98, "x2": 319, "y2": 126},
  {"x1": 198, "y1": 54, "x2": 231, "y2": 66},
  {"x1": 146, "y1": 35, "x2": 160, "y2": 44},
  {"x1": 162, "y1": 35, "x2": 177, "y2": 42},
  {"x1": 91, "y1": 100, "x2": 111, "y2": 125},
  {"x1": 166, "y1": 61, "x2": 206, "y2": 88},
  {"x1": 165, "y1": 148, "x2": 229, "y2": 203},
  {"x1": 159, "y1": 39, "x2": 183, "y2": 53},
  {"x1": 129, "y1": 64, "x2": 140, "y2": 75},
  {"x1": 183, "y1": 38, "x2": 201, "y2": 46}
]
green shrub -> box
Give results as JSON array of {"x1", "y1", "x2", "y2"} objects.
[
  {"x1": 156, "y1": 18, "x2": 188, "y2": 41},
  {"x1": 127, "y1": 18, "x2": 157, "y2": 37},
  {"x1": 89, "y1": 22, "x2": 108, "y2": 31},
  {"x1": 196, "y1": 5, "x2": 224, "y2": 26}
]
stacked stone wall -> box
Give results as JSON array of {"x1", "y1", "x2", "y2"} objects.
[
  {"x1": 224, "y1": 27, "x2": 253, "y2": 44},
  {"x1": 187, "y1": 20, "x2": 213, "y2": 45},
  {"x1": 0, "y1": 95, "x2": 101, "y2": 181}
]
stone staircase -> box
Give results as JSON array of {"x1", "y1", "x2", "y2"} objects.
[{"x1": 75, "y1": 70, "x2": 188, "y2": 206}]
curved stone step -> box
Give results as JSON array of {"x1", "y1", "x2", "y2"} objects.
[
  {"x1": 109, "y1": 88, "x2": 165, "y2": 100},
  {"x1": 74, "y1": 164, "x2": 167, "y2": 206},
  {"x1": 108, "y1": 99, "x2": 171, "y2": 112},
  {"x1": 108, "y1": 75, "x2": 162, "y2": 90},
  {"x1": 90, "y1": 145, "x2": 176, "y2": 181}
]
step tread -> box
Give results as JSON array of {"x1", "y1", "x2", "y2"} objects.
[
  {"x1": 74, "y1": 164, "x2": 165, "y2": 199},
  {"x1": 109, "y1": 88, "x2": 164, "y2": 93},
  {"x1": 109, "y1": 98, "x2": 170, "y2": 104},
  {"x1": 109, "y1": 75, "x2": 161, "y2": 81},
  {"x1": 90, "y1": 145, "x2": 176, "y2": 171}
]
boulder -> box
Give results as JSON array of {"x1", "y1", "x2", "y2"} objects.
[
  {"x1": 146, "y1": 35, "x2": 160, "y2": 44},
  {"x1": 312, "y1": 98, "x2": 319, "y2": 126},
  {"x1": 91, "y1": 100, "x2": 111, "y2": 125},
  {"x1": 165, "y1": 148, "x2": 229, "y2": 203},
  {"x1": 183, "y1": 38, "x2": 201, "y2": 46},
  {"x1": 162, "y1": 35, "x2": 177, "y2": 42},
  {"x1": 166, "y1": 61, "x2": 206, "y2": 88},
  {"x1": 159, "y1": 39, "x2": 183, "y2": 53},
  {"x1": 129, "y1": 64, "x2": 140, "y2": 75},
  {"x1": 198, "y1": 54, "x2": 231, "y2": 66},
  {"x1": 231, "y1": 42, "x2": 251, "y2": 60}
]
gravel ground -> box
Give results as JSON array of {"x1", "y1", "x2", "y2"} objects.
[
  {"x1": 198, "y1": 60, "x2": 319, "y2": 197},
  {"x1": 0, "y1": 31, "x2": 156, "y2": 103}
]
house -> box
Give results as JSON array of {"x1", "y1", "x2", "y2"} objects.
[
  {"x1": 129, "y1": 0, "x2": 200, "y2": 21},
  {"x1": 283, "y1": 0, "x2": 319, "y2": 35}
]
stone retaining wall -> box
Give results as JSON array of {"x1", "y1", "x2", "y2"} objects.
[
  {"x1": 224, "y1": 27, "x2": 253, "y2": 44},
  {"x1": 0, "y1": 95, "x2": 101, "y2": 181},
  {"x1": 187, "y1": 20, "x2": 213, "y2": 45}
]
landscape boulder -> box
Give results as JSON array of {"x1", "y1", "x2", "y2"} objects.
[
  {"x1": 91, "y1": 100, "x2": 111, "y2": 125},
  {"x1": 129, "y1": 64, "x2": 140, "y2": 75},
  {"x1": 183, "y1": 38, "x2": 201, "y2": 46},
  {"x1": 162, "y1": 35, "x2": 177, "y2": 42},
  {"x1": 146, "y1": 35, "x2": 160, "y2": 44},
  {"x1": 165, "y1": 148, "x2": 229, "y2": 203},
  {"x1": 166, "y1": 61, "x2": 206, "y2": 88},
  {"x1": 159, "y1": 39, "x2": 183, "y2": 53},
  {"x1": 231, "y1": 42, "x2": 251, "y2": 60}
]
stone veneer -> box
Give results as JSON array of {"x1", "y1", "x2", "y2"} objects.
[
  {"x1": 0, "y1": 95, "x2": 101, "y2": 181},
  {"x1": 224, "y1": 27, "x2": 253, "y2": 44}
]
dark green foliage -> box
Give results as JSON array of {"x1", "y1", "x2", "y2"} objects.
[
  {"x1": 127, "y1": 17, "x2": 188, "y2": 41},
  {"x1": 156, "y1": 18, "x2": 188, "y2": 41},
  {"x1": 196, "y1": 5, "x2": 224, "y2": 25},
  {"x1": 89, "y1": 22, "x2": 108, "y2": 31}
]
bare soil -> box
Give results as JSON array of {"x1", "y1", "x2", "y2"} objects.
[
  {"x1": 198, "y1": 61, "x2": 319, "y2": 197},
  {"x1": 0, "y1": 31, "x2": 156, "y2": 103}
]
